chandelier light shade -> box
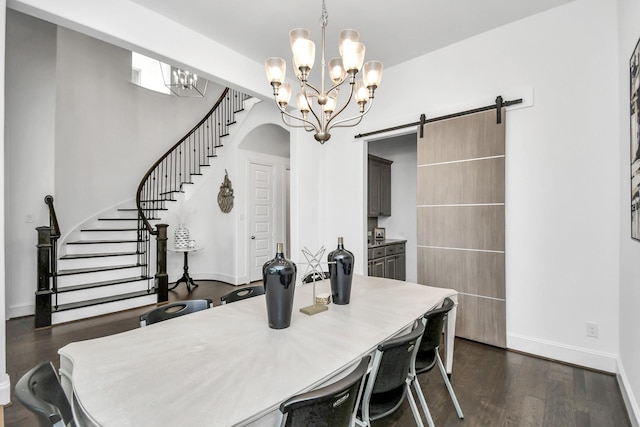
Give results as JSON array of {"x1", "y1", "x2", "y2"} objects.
[{"x1": 265, "y1": 0, "x2": 383, "y2": 143}]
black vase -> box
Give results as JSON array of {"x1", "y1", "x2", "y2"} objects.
[
  {"x1": 262, "y1": 243, "x2": 297, "y2": 329},
  {"x1": 328, "y1": 237, "x2": 354, "y2": 305}
]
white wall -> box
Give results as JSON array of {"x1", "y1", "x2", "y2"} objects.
[
  {"x1": 306, "y1": 0, "x2": 621, "y2": 374},
  {"x1": 617, "y1": 0, "x2": 640, "y2": 422},
  {"x1": 164, "y1": 102, "x2": 290, "y2": 286},
  {"x1": 54, "y1": 26, "x2": 223, "y2": 235},
  {"x1": 4, "y1": 10, "x2": 56, "y2": 319}
]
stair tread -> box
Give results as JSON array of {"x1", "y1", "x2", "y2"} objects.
[
  {"x1": 67, "y1": 239, "x2": 138, "y2": 245},
  {"x1": 60, "y1": 251, "x2": 138, "y2": 260},
  {"x1": 57, "y1": 263, "x2": 146, "y2": 276},
  {"x1": 54, "y1": 290, "x2": 155, "y2": 312},
  {"x1": 57, "y1": 276, "x2": 152, "y2": 292}
]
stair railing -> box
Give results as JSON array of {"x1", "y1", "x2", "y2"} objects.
[
  {"x1": 136, "y1": 87, "x2": 251, "y2": 302},
  {"x1": 35, "y1": 195, "x2": 61, "y2": 328}
]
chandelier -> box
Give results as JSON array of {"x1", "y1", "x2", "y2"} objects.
[
  {"x1": 163, "y1": 66, "x2": 207, "y2": 97},
  {"x1": 264, "y1": 0, "x2": 383, "y2": 143}
]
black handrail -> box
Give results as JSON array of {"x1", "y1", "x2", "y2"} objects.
[{"x1": 44, "y1": 195, "x2": 61, "y2": 238}]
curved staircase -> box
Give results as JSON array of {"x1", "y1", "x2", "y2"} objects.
[{"x1": 36, "y1": 88, "x2": 252, "y2": 327}]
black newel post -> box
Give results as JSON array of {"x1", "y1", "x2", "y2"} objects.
[
  {"x1": 35, "y1": 226, "x2": 53, "y2": 329},
  {"x1": 155, "y1": 224, "x2": 169, "y2": 303}
]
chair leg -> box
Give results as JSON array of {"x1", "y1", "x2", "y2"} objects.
[
  {"x1": 404, "y1": 381, "x2": 425, "y2": 427},
  {"x1": 411, "y1": 375, "x2": 435, "y2": 427},
  {"x1": 436, "y1": 352, "x2": 464, "y2": 419}
]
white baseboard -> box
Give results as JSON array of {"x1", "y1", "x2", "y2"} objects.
[
  {"x1": 0, "y1": 373, "x2": 11, "y2": 405},
  {"x1": 7, "y1": 302, "x2": 34, "y2": 320},
  {"x1": 507, "y1": 332, "x2": 617, "y2": 373},
  {"x1": 618, "y1": 359, "x2": 640, "y2": 427}
]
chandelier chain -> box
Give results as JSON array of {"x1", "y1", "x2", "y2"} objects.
[{"x1": 320, "y1": 0, "x2": 328, "y2": 27}]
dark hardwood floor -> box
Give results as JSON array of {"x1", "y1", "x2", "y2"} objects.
[{"x1": 5, "y1": 280, "x2": 632, "y2": 427}]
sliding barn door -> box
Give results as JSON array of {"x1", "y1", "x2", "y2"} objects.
[{"x1": 417, "y1": 109, "x2": 506, "y2": 348}]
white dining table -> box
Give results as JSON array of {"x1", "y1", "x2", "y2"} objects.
[{"x1": 58, "y1": 275, "x2": 458, "y2": 427}]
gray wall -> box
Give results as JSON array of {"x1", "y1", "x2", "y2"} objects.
[
  {"x1": 5, "y1": 10, "x2": 56, "y2": 317},
  {"x1": 54, "y1": 25, "x2": 222, "y2": 235}
]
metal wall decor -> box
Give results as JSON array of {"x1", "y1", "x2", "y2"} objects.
[{"x1": 217, "y1": 170, "x2": 234, "y2": 213}]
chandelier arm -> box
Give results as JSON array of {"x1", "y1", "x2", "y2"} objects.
[
  {"x1": 324, "y1": 77, "x2": 348, "y2": 95},
  {"x1": 277, "y1": 103, "x2": 321, "y2": 133},
  {"x1": 281, "y1": 113, "x2": 319, "y2": 131},
  {"x1": 300, "y1": 91, "x2": 325, "y2": 131},
  {"x1": 329, "y1": 114, "x2": 364, "y2": 129},
  {"x1": 325, "y1": 81, "x2": 357, "y2": 128},
  {"x1": 301, "y1": 81, "x2": 321, "y2": 96},
  {"x1": 328, "y1": 99, "x2": 374, "y2": 129}
]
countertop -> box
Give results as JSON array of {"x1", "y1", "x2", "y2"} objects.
[{"x1": 368, "y1": 238, "x2": 407, "y2": 248}]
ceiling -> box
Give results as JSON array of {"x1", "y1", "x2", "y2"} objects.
[{"x1": 130, "y1": 0, "x2": 574, "y2": 70}]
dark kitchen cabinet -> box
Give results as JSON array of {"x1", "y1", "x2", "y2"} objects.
[
  {"x1": 368, "y1": 155, "x2": 392, "y2": 217},
  {"x1": 367, "y1": 241, "x2": 405, "y2": 281}
]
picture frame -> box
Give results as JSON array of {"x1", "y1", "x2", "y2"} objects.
[
  {"x1": 630, "y1": 37, "x2": 640, "y2": 240},
  {"x1": 374, "y1": 227, "x2": 386, "y2": 241}
]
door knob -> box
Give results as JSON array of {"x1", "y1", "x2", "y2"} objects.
[{"x1": 251, "y1": 236, "x2": 256, "y2": 239}]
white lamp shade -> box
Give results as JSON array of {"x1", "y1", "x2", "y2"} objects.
[
  {"x1": 341, "y1": 42, "x2": 365, "y2": 72},
  {"x1": 339, "y1": 29, "x2": 360, "y2": 56},
  {"x1": 297, "y1": 93, "x2": 310, "y2": 112},
  {"x1": 277, "y1": 82, "x2": 292, "y2": 105},
  {"x1": 355, "y1": 81, "x2": 369, "y2": 103},
  {"x1": 289, "y1": 28, "x2": 311, "y2": 49},
  {"x1": 363, "y1": 61, "x2": 383, "y2": 88},
  {"x1": 292, "y1": 39, "x2": 315, "y2": 70},
  {"x1": 323, "y1": 96, "x2": 336, "y2": 113},
  {"x1": 265, "y1": 57, "x2": 286, "y2": 84},
  {"x1": 328, "y1": 58, "x2": 346, "y2": 83},
  {"x1": 292, "y1": 55, "x2": 312, "y2": 80}
]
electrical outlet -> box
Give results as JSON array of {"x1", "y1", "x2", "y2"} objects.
[{"x1": 586, "y1": 322, "x2": 599, "y2": 338}]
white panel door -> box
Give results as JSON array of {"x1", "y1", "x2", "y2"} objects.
[{"x1": 249, "y1": 163, "x2": 274, "y2": 281}]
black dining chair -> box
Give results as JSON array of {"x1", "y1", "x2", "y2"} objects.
[
  {"x1": 220, "y1": 285, "x2": 265, "y2": 304},
  {"x1": 15, "y1": 360, "x2": 77, "y2": 427},
  {"x1": 139, "y1": 299, "x2": 213, "y2": 326},
  {"x1": 415, "y1": 297, "x2": 464, "y2": 420},
  {"x1": 279, "y1": 355, "x2": 371, "y2": 427},
  {"x1": 357, "y1": 322, "x2": 429, "y2": 427}
]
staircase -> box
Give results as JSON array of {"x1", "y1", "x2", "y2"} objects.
[
  {"x1": 36, "y1": 87, "x2": 252, "y2": 327},
  {"x1": 51, "y1": 205, "x2": 155, "y2": 324}
]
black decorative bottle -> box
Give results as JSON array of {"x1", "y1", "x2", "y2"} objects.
[
  {"x1": 328, "y1": 237, "x2": 354, "y2": 305},
  {"x1": 262, "y1": 243, "x2": 297, "y2": 329}
]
